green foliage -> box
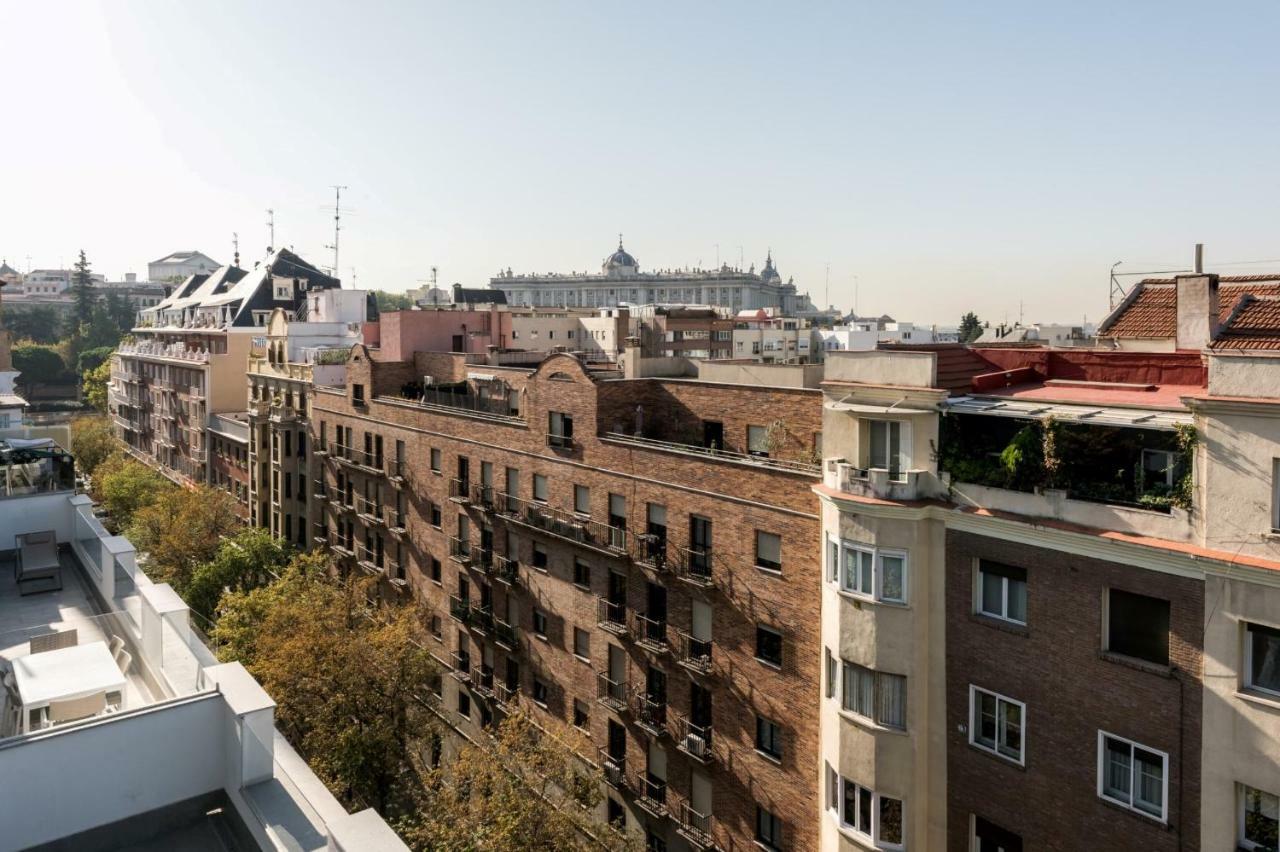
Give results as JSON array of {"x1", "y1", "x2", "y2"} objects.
[
  {"x1": 83, "y1": 360, "x2": 113, "y2": 412},
  {"x1": 127, "y1": 485, "x2": 240, "y2": 592},
  {"x1": 12, "y1": 342, "x2": 67, "y2": 393},
  {"x1": 958, "y1": 311, "x2": 984, "y2": 343},
  {"x1": 103, "y1": 290, "x2": 136, "y2": 335},
  {"x1": 70, "y1": 249, "x2": 96, "y2": 327},
  {"x1": 185, "y1": 528, "x2": 293, "y2": 622},
  {"x1": 373, "y1": 290, "x2": 414, "y2": 312},
  {"x1": 77, "y1": 345, "x2": 116, "y2": 375},
  {"x1": 70, "y1": 416, "x2": 118, "y2": 477},
  {"x1": 91, "y1": 453, "x2": 170, "y2": 531},
  {"x1": 4, "y1": 307, "x2": 61, "y2": 344}
]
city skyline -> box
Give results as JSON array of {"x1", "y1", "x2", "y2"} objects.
[{"x1": 4, "y1": 1, "x2": 1278, "y2": 326}]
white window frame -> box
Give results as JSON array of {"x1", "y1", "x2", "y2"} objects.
[
  {"x1": 833, "y1": 774, "x2": 906, "y2": 851},
  {"x1": 835, "y1": 540, "x2": 908, "y2": 605},
  {"x1": 1244, "y1": 620, "x2": 1280, "y2": 699},
  {"x1": 839, "y1": 660, "x2": 907, "y2": 731},
  {"x1": 1239, "y1": 782, "x2": 1280, "y2": 852},
  {"x1": 968, "y1": 685, "x2": 1026, "y2": 766},
  {"x1": 1097, "y1": 730, "x2": 1169, "y2": 823},
  {"x1": 1141, "y1": 448, "x2": 1176, "y2": 488},
  {"x1": 975, "y1": 560, "x2": 1027, "y2": 625},
  {"x1": 867, "y1": 419, "x2": 912, "y2": 481}
]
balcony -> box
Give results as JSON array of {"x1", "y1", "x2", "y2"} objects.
[
  {"x1": 498, "y1": 493, "x2": 630, "y2": 560},
  {"x1": 448, "y1": 536, "x2": 474, "y2": 566},
  {"x1": 355, "y1": 498, "x2": 385, "y2": 526},
  {"x1": 388, "y1": 386, "x2": 522, "y2": 423},
  {"x1": 386, "y1": 459, "x2": 406, "y2": 486},
  {"x1": 494, "y1": 682, "x2": 520, "y2": 710},
  {"x1": 631, "y1": 533, "x2": 669, "y2": 573},
  {"x1": 674, "y1": 714, "x2": 713, "y2": 763},
  {"x1": 829, "y1": 461, "x2": 930, "y2": 502},
  {"x1": 491, "y1": 554, "x2": 519, "y2": 586},
  {"x1": 448, "y1": 478, "x2": 471, "y2": 504},
  {"x1": 631, "y1": 611, "x2": 668, "y2": 654},
  {"x1": 596, "y1": 671, "x2": 628, "y2": 714},
  {"x1": 673, "y1": 629, "x2": 714, "y2": 677},
  {"x1": 632, "y1": 693, "x2": 668, "y2": 738},
  {"x1": 470, "y1": 483, "x2": 496, "y2": 511},
  {"x1": 386, "y1": 511, "x2": 407, "y2": 536},
  {"x1": 329, "y1": 538, "x2": 355, "y2": 560},
  {"x1": 473, "y1": 664, "x2": 495, "y2": 699},
  {"x1": 630, "y1": 771, "x2": 668, "y2": 818},
  {"x1": 449, "y1": 649, "x2": 471, "y2": 683},
  {"x1": 312, "y1": 479, "x2": 327, "y2": 500},
  {"x1": 596, "y1": 597, "x2": 629, "y2": 637},
  {"x1": 597, "y1": 747, "x2": 626, "y2": 789},
  {"x1": 672, "y1": 545, "x2": 715, "y2": 589},
  {"x1": 468, "y1": 603, "x2": 494, "y2": 634},
  {"x1": 676, "y1": 802, "x2": 716, "y2": 850},
  {"x1": 448, "y1": 595, "x2": 471, "y2": 624},
  {"x1": 493, "y1": 617, "x2": 519, "y2": 651},
  {"x1": 546, "y1": 432, "x2": 575, "y2": 451}
]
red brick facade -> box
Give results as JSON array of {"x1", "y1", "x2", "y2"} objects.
[
  {"x1": 313, "y1": 349, "x2": 824, "y2": 851},
  {"x1": 945, "y1": 529, "x2": 1203, "y2": 852}
]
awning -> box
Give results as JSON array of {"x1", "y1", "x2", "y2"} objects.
[
  {"x1": 942, "y1": 396, "x2": 1192, "y2": 430},
  {"x1": 827, "y1": 395, "x2": 937, "y2": 415}
]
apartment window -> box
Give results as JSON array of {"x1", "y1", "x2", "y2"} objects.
[
  {"x1": 532, "y1": 677, "x2": 549, "y2": 706},
  {"x1": 756, "y1": 715, "x2": 783, "y2": 760},
  {"x1": 1142, "y1": 449, "x2": 1176, "y2": 488},
  {"x1": 969, "y1": 686, "x2": 1025, "y2": 765},
  {"x1": 429, "y1": 502, "x2": 442, "y2": 528},
  {"x1": 352, "y1": 384, "x2": 365, "y2": 406},
  {"x1": 548, "y1": 411, "x2": 574, "y2": 448},
  {"x1": 973, "y1": 816, "x2": 1022, "y2": 852},
  {"x1": 1106, "y1": 589, "x2": 1170, "y2": 666},
  {"x1": 533, "y1": 474, "x2": 548, "y2": 502},
  {"x1": 573, "y1": 559, "x2": 591, "y2": 588},
  {"x1": 756, "y1": 624, "x2": 783, "y2": 668},
  {"x1": 835, "y1": 775, "x2": 905, "y2": 849},
  {"x1": 977, "y1": 560, "x2": 1027, "y2": 625},
  {"x1": 825, "y1": 648, "x2": 837, "y2": 699},
  {"x1": 836, "y1": 541, "x2": 908, "y2": 604},
  {"x1": 841, "y1": 662, "x2": 907, "y2": 730},
  {"x1": 1240, "y1": 784, "x2": 1280, "y2": 851},
  {"x1": 532, "y1": 542, "x2": 548, "y2": 570},
  {"x1": 607, "y1": 797, "x2": 624, "y2": 829},
  {"x1": 755, "y1": 805, "x2": 783, "y2": 851},
  {"x1": 868, "y1": 419, "x2": 908, "y2": 480},
  {"x1": 573, "y1": 699, "x2": 590, "y2": 729},
  {"x1": 429, "y1": 615, "x2": 442, "y2": 639},
  {"x1": 430, "y1": 557, "x2": 442, "y2": 584},
  {"x1": 573, "y1": 627, "x2": 591, "y2": 660},
  {"x1": 1245, "y1": 621, "x2": 1280, "y2": 697},
  {"x1": 457, "y1": 690, "x2": 470, "y2": 719},
  {"x1": 1098, "y1": 731, "x2": 1168, "y2": 821},
  {"x1": 430, "y1": 448, "x2": 441, "y2": 473},
  {"x1": 533, "y1": 608, "x2": 548, "y2": 638},
  {"x1": 574, "y1": 484, "x2": 591, "y2": 515},
  {"x1": 827, "y1": 536, "x2": 840, "y2": 583},
  {"x1": 756, "y1": 531, "x2": 782, "y2": 573},
  {"x1": 747, "y1": 424, "x2": 769, "y2": 457}
]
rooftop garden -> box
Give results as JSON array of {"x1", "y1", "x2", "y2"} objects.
[{"x1": 937, "y1": 413, "x2": 1195, "y2": 513}]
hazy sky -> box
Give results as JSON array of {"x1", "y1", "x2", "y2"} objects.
[{"x1": 3, "y1": 2, "x2": 1278, "y2": 325}]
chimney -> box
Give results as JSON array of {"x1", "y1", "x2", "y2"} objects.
[
  {"x1": 1175, "y1": 272, "x2": 1220, "y2": 350},
  {"x1": 623, "y1": 335, "x2": 642, "y2": 380},
  {"x1": 1194, "y1": 242, "x2": 1204, "y2": 274}
]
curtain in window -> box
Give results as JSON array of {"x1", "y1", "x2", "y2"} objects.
[
  {"x1": 878, "y1": 796, "x2": 904, "y2": 844},
  {"x1": 1134, "y1": 748, "x2": 1164, "y2": 816},
  {"x1": 1252, "y1": 624, "x2": 1280, "y2": 692},
  {"x1": 877, "y1": 673, "x2": 907, "y2": 729},
  {"x1": 1104, "y1": 738, "x2": 1132, "y2": 801},
  {"x1": 1244, "y1": 786, "x2": 1280, "y2": 849},
  {"x1": 880, "y1": 554, "x2": 905, "y2": 602}
]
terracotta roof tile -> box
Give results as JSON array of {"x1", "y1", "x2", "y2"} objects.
[
  {"x1": 1100, "y1": 277, "x2": 1280, "y2": 341},
  {"x1": 1210, "y1": 295, "x2": 1280, "y2": 350}
]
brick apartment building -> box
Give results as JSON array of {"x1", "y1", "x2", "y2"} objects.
[{"x1": 311, "y1": 346, "x2": 825, "y2": 851}]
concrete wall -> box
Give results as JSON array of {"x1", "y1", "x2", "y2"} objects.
[
  {"x1": 1195, "y1": 403, "x2": 1280, "y2": 560},
  {"x1": 1207, "y1": 352, "x2": 1280, "y2": 398},
  {"x1": 378, "y1": 309, "x2": 511, "y2": 361},
  {"x1": 695, "y1": 360, "x2": 823, "y2": 389},
  {"x1": 824, "y1": 350, "x2": 936, "y2": 388},
  {"x1": 0, "y1": 695, "x2": 226, "y2": 851}
]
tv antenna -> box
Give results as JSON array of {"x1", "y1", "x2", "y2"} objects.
[
  {"x1": 232, "y1": 232, "x2": 240, "y2": 267},
  {"x1": 266, "y1": 208, "x2": 275, "y2": 252},
  {"x1": 323, "y1": 185, "x2": 352, "y2": 277}
]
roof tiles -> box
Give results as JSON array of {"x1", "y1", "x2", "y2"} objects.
[{"x1": 1100, "y1": 276, "x2": 1280, "y2": 341}]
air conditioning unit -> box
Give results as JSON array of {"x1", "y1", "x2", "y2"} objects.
[
  {"x1": 422, "y1": 376, "x2": 435, "y2": 386},
  {"x1": 683, "y1": 733, "x2": 706, "y2": 758}
]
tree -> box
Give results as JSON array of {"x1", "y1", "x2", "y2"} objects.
[
  {"x1": 70, "y1": 250, "x2": 97, "y2": 328},
  {"x1": 185, "y1": 528, "x2": 293, "y2": 623},
  {"x1": 958, "y1": 311, "x2": 983, "y2": 343},
  {"x1": 403, "y1": 712, "x2": 639, "y2": 852},
  {"x1": 4, "y1": 307, "x2": 61, "y2": 344},
  {"x1": 92, "y1": 453, "x2": 169, "y2": 531},
  {"x1": 82, "y1": 360, "x2": 113, "y2": 412},
  {"x1": 127, "y1": 485, "x2": 240, "y2": 593},
  {"x1": 70, "y1": 415, "x2": 118, "y2": 477},
  {"x1": 214, "y1": 564, "x2": 438, "y2": 818},
  {"x1": 77, "y1": 345, "x2": 116, "y2": 375},
  {"x1": 81, "y1": 305, "x2": 123, "y2": 351},
  {"x1": 103, "y1": 290, "x2": 135, "y2": 335},
  {"x1": 12, "y1": 342, "x2": 66, "y2": 396},
  {"x1": 373, "y1": 290, "x2": 414, "y2": 312}
]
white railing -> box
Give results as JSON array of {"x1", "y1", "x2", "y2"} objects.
[{"x1": 116, "y1": 341, "x2": 211, "y2": 363}]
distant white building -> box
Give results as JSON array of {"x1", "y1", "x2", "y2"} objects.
[
  {"x1": 816, "y1": 326, "x2": 881, "y2": 352},
  {"x1": 21, "y1": 268, "x2": 105, "y2": 296},
  {"x1": 731, "y1": 308, "x2": 820, "y2": 363},
  {"x1": 976, "y1": 322, "x2": 1094, "y2": 347},
  {"x1": 147, "y1": 250, "x2": 221, "y2": 283}
]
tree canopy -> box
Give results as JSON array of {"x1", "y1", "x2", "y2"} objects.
[
  {"x1": 959, "y1": 311, "x2": 984, "y2": 343},
  {"x1": 127, "y1": 484, "x2": 241, "y2": 592},
  {"x1": 82, "y1": 360, "x2": 113, "y2": 412},
  {"x1": 90, "y1": 453, "x2": 170, "y2": 531},
  {"x1": 12, "y1": 342, "x2": 67, "y2": 394},
  {"x1": 4, "y1": 307, "x2": 61, "y2": 344},
  {"x1": 373, "y1": 290, "x2": 415, "y2": 312},
  {"x1": 70, "y1": 415, "x2": 118, "y2": 478},
  {"x1": 185, "y1": 528, "x2": 293, "y2": 623}
]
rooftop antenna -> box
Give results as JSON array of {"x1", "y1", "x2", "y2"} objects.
[
  {"x1": 324, "y1": 185, "x2": 350, "y2": 277},
  {"x1": 232, "y1": 232, "x2": 240, "y2": 268},
  {"x1": 266, "y1": 208, "x2": 275, "y2": 252}
]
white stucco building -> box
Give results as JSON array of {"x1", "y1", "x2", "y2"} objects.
[{"x1": 147, "y1": 250, "x2": 221, "y2": 284}]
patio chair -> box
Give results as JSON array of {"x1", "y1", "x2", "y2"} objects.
[
  {"x1": 40, "y1": 692, "x2": 107, "y2": 728},
  {"x1": 108, "y1": 635, "x2": 126, "y2": 664},
  {"x1": 15, "y1": 530, "x2": 62, "y2": 596},
  {"x1": 115, "y1": 650, "x2": 132, "y2": 676},
  {"x1": 30, "y1": 629, "x2": 77, "y2": 654}
]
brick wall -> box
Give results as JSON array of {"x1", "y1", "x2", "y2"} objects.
[
  {"x1": 312, "y1": 354, "x2": 824, "y2": 851},
  {"x1": 945, "y1": 529, "x2": 1203, "y2": 852}
]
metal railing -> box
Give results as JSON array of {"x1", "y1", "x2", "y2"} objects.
[
  {"x1": 494, "y1": 682, "x2": 520, "y2": 709},
  {"x1": 596, "y1": 597, "x2": 629, "y2": 636},
  {"x1": 674, "y1": 714, "x2": 713, "y2": 763},
  {"x1": 473, "y1": 664, "x2": 495, "y2": 698},
  {"x1": 632, "y1": 693, "x2": 668, "y2": 737},
  {"x1": 631, "y1": 532, "x2": 669, "y2": 571},
  {"x1": 491, "y1": 554, "x2": 519, "y2": 586},
  {"x1": 449, "y1": 595, "x2": 471, "y2": 623},
  {"x1": 493, "y1": 617, "x2": 519, "y2": 650},
  {"x1": 631, "y1": 611, "x2": 668, "y2": 653},
  {"x1": 602, "y1": 431, "x2": 822, "y2": 476},
  {"x1": 498, "y1": 493, "x2": 631, "y2": 557},
  {"x1": 449, "y1": 478, "x2": 471, "y2": 502},
  {"x1": 391, "y1": 387, "x2": 520, "y2": 420},
  {"x1": 676, "y1": 803, "x2": 716, "y2": 849},
  {"x1": 355, "y1": 497, "x2": 384, "y2": 523},
  {"x1": 448, "y1": 536, "x2": 473, "y2": 565},
  {"x1": 673, "y1": 545, "x2": 714, "y2": 588},
  {"x1": 673, "y1": 629, "x2": 713, "y2": 676},
  {"x1": 449, "y1": 649, "x2": 471, "y2": 682},
  {"x1": 596, "y1": 672, "x2": 628, "y2": 713},
  {"x1": 597, "y1": 747, "x2": 626, "y2": 789},
  {"x1": 631, "y1": 771, "x2": 668, "y2": 817}
]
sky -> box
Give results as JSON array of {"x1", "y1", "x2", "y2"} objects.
[{"x1": 2, "y1": 1, "x2": 1278, "y2": 326}]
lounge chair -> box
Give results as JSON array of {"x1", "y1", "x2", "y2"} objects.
[
  {"x1": 15, "y1": 531, "x2": 62, "y2": 596},
  {"x1": 30, "y1": 629, "x2": 77, "y2": 654}
]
